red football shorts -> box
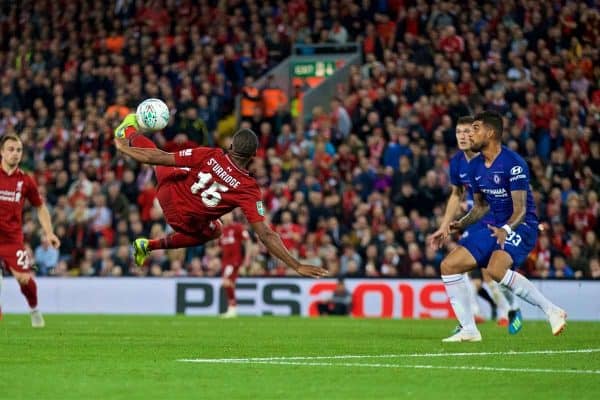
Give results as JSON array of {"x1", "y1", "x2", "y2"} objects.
[{"x1": 0, "y1": 243, "x2": 32, "y2": 273}]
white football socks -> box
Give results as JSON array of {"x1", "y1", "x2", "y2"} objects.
[
  {"x1": 442, "y1": 274, "x2": 477, "y2": 331},
  {"x1": 485, "y1": 280, "x2": 510, "y2": 316},
  {"x1": 500, "y1": 270, "x2": 556, "y2": 316},
  {"x1": 499, "y1": 284, "x2": 519, "y2": 311},
  {"x1": 464, "y1": 273, "x2": 481, "y2": 316}
]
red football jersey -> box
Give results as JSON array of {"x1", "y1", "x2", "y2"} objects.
[
  {"x1": 0, "y1": 168, "x2": 43, "y2": 243},
  {"x1": 160, "y1": 147, "x2": 265, "y2": 234},
  {"x1": 219, "y1": 222, "x2": 249, "y2": 267}
]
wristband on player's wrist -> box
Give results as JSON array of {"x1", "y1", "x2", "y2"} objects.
[{"x1": 501, "y1": 224, "x2": 513, "y2": 235}]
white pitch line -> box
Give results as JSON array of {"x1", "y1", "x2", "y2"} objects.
[
  {"x1": 243, "y1": 360, "x2": 600, "y2": 375},
  {"x1": 177, "y1": 348, "x2": 600, "y2": 363}
]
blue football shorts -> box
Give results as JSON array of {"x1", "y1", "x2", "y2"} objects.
[{"x1": 459, "y1": 222, "x2": 537, "y2": 268}]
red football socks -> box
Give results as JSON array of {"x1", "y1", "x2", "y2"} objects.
[
  {"x1": 148, "y1": 232, "x2": 209, "y2": 251},
  {"x1": 129, "y1": 132, "x2": 157, "y2": 149},
  {"x1": 20, "y1": 278, "x2": 38, "y2": 309},
  {"x1": 225, "y1": 287, "x2": 236, "y2": 306}
]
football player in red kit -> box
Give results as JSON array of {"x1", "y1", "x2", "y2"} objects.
[
  {"x1": 0, "y1": 134, "x2": 61, "y2": 327},
  {"x1": 219, "y1": 212, "x2": 251, "y2": 318},
  {"x1": 114, "y1": 115, "x2": 327, "y2": 280}
]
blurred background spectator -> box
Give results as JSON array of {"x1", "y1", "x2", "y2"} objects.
[
  {"x1": 317, "y1": 278, "x2": 353, "y2": 316},
  {"x1": 0, "y1": 0, "x2": 598, "y2": 279}
]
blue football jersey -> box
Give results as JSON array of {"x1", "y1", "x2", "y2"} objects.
[
  {"x1": 467, "y1": 146, "x2": 538, "y2": 226},
  {"x1": 449, "y1": 150, "x2": 494, "y2": 225}
]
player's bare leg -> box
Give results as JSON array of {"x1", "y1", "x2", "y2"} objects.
[
  {"x1": 220, "y1": 272, "x2": 238, "y2": 319},
  {"x1": 486, "y1": 251, "x2": 566, "y2": 336},
  {"x1": 440, "y1": 246, "x2": 481, "y2": 342},
  {"x1": 11, "y1": 269, "x2": 44, "y2": 328}
]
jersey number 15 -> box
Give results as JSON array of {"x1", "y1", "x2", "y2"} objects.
[{"x1": 191, "y1": 172, "x2": 229, "y2": 207}]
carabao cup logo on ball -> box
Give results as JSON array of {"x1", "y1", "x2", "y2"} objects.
[{"x1": 136, "y1": 98, "x2": 170, "y2": 131}]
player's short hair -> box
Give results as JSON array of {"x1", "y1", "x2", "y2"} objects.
[
  {"x1": 0, "y1": 133, "x2": 21, "y2": 150},
  {"x1": 474, "y1": 111, "x2": 503, "y2": 138},
  {"x1": 457, "y1": 115, "x2": 474, "y2": 125},
  {"x1": 231, "y1": 128, "x2": 258, "y2": 158}
]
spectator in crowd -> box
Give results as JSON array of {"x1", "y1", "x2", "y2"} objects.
[
  {"x1": 590, "y1": 257, "x2": 600, "y2": 279},
  {"x1": 0, "y1": 0, "x2": 597, "y2": 279},
  {"x1": 340, "y1": 243, "x2": 362, "y2": 276},
  {"x1": 551, "y1": 255, "x2": 575, "y2": 279},
  {"x1": 34, "y1": 234, "x2": 60, "y2": 276},
  {"x1": 317, "y1": 279, "x2": 352, "y2": 316}
]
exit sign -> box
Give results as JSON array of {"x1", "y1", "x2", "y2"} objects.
[{"x1": 292, "y1": 61, "x2": 336, "y2": 77}]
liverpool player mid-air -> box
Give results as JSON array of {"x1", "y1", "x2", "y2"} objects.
[
  {"x1": 114, "y1": 115, "x2": 327, "y2": 280},
  {"x1": 0, "y1": 134, "x2": 61, "y2": 327}
]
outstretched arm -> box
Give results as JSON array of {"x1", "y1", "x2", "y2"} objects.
[
  {"x1": 250, "y1": 221, "x2": 328, "y2": 278},
  {"x1": 428, "y1": 184, "x2": 464, "y2": 249},
  {"x1": 115, "y1": 138, "x2": 176, "y2": 166}
]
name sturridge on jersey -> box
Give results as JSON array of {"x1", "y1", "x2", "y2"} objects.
[{"x1": 207, "y1": 158, "x2": 241, "y2": 189}]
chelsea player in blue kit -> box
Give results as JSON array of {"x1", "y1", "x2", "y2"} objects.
[
  {"x1": 429, "y1": 116, "x2": 521, "y2": 332},
  {"x1": 437, "y1": 111, "x2": 566, "y2": 342}
]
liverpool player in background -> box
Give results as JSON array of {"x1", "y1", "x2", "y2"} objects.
[
  {"x1": 0, "y1": 134, "x2": 61, "y2": 327},
  {"x1": 114, "y1": 115, "x2": 327, "y2": 280},
  {"x1": 219, "y1": 212, "x2": 252, "y2": 318}
]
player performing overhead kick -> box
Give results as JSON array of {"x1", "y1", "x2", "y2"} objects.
[
  {"x1": 0, "y1": 134, "x2": 61, "y2": 327},
  {"x1": 113, "y1": 115, "x2": 327, "y2": 279},
  {"x1": 434, "y1": 111, "x2": 566, "y2": 342},
  {"x1": 428, "y1": 116, "x2": 523, "y2": 334}
]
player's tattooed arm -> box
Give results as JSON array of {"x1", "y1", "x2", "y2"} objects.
[
  {"x1": 115, "y1": 138, "x2": 177, "y2": 166},
  {"x1": 451, "y1": 192, "x2": 489, "y2": 232},
  {"x1": 487, "y1": 190, "x2": 527, "y2": 249},
  {"x1": 505, "y1": 190, "x2": 527, "y2": 230},
  {"x1": 250, "y1": 221, "x2": 328, "y2": 278}
]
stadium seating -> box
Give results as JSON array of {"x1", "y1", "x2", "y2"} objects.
[{"x1": 0, "y1": 0, "x2": 597, "y2": 278}]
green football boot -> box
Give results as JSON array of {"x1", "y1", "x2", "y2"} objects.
[
  {"x1": 133, "y1": 238, "x2": 150, "y2": 266},
  {"x1": 114, "y1": 113, "x2": 140, "y2": 139}
]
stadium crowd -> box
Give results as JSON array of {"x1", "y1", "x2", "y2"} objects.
[{"x1": 0, "y1": 0, "x2": 598, "y2": 279}]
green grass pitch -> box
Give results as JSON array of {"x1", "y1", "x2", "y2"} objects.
[{"x1": 1, "y1": 315, "x2": 599, "y2": 399}]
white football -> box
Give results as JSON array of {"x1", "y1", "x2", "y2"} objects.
[{"x1": 136, "y1": 98, "x2": 170, "y2": 131}]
